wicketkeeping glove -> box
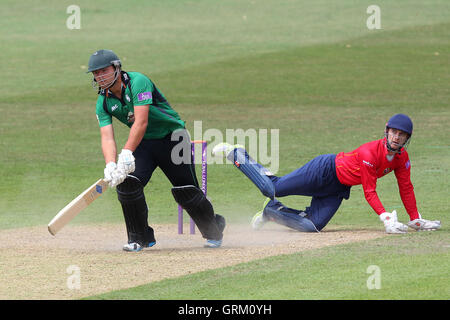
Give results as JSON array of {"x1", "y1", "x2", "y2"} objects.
[
  {"x1": 117, "y1": 149, "x2": 135, "y2": 174},
  {"x1": 407, "y1": 215, "x2": 441, "y2": 231},
  {"x1": 379, "y1": 210, "x2": 408, "y2": 234}
]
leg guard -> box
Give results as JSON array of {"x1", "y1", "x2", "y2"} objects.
[
  {"x1": 263, "y1": 199, "x2": 319, "y2": 232},
  {"x1": 172, "y1": 185, "x2": 224, "y2": 240},
  {"x1": 227, "y1": 147, "x2": 275, "y2": 199},
  {"x1": 304, "y1": 195, "x2": 344, "y2": 231},
  {"x1": 117, "y1": 175, "x2": 156, "y2": 246}
]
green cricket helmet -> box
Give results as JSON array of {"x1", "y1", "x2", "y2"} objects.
[
  {"x1": 88, "y1": 49, "x2": 122, "y2": 90},
  {"x1": 87, "y1": 49, "x2": 121, "y2": 73}
]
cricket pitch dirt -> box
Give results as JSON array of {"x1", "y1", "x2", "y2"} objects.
[{"x1": 0, "y1": 223, "x2": 386, "y2": 299}]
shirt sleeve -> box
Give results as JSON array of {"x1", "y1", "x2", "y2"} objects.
[
  {"x1": 95, "y1": 96, "x2": 112, "y2": 127},
  {"x1": 359, "y1": 152, "x2": 386, "y2": 215},
  {"x1": 131, "y1": 74, "x2": 154, "y2": 106},
  {"x1": 394, "y1": 154, "x2": 419, "y2": 220}
]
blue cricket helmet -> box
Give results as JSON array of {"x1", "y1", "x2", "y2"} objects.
[
  {"x1": 386, "y1": 114, "x2": 413, "y2": 136},
  {"x1": 385, "y1": 114, "x2": 413, "y2": 152}
]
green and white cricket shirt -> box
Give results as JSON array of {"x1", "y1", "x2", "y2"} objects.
[{"x1": 95, "y1": 71, "x2": 185, "y2": 139}]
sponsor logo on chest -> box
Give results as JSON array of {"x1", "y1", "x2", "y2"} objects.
[{"x1": 363, "y1": 160, "x2": 374, "y2": 167}]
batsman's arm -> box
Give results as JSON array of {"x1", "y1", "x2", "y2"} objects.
[
  {"x1": 100, "y1": 124, "x2": 117, "y2": 163},
  {"x1": 123, "y1": 105, "x2": 149, "y2": 152}
]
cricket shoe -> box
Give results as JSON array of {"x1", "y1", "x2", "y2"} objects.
[
  {"x1": 212, "y1": 143, "x2": 245, "y2": 158},
  {"x1": 251, "y1": 198, "x2": 270, "y2": 230},
  {"x1": 407, "y1": 219, "x2": 441, "y2": 231},
  {"x1": 204, "y1": 214, "x2": 226, "y2": 248},
  {"x1": 204, "y1": 239, "x2": 222, "y2": 248},
  {"x1": 123, "y1": 241, "x2": 156, "y2": 252}
]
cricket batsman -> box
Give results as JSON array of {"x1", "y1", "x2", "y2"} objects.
[
  {"x1": 213, "y1": 114, "x2": 441, "y2": 234},
  {"x1": 87, "y1": 49, "x2": 225, "y2": 251}
]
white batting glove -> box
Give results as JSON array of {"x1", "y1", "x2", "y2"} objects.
[
  {"x1": 379, "y1": 210, "x2": 408, "y2": 234},
  {"x1": 108, "y1": 168, "x2": 127, "y2": 188},
  {"x1": 104, "y1": 162, "x2": 117, "y2": 183},
  {"x1": 117, "y1": 149, "x2": 135, "y2": 174},
  {"x1": 408, "y1": 214, "x2": 441, "y2": 231}
]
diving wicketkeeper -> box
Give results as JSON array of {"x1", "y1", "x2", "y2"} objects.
[{"x1": 214, "y1": 114, "x2": 440, "y2": 234}]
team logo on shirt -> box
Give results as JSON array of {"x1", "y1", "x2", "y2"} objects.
[
  {"x1": 111, "y1": 104, "x2": 119, "y2": 112},
  {"x1": 138, "y1": 92, "x2": 152, "y2": 101},
  {"x1": 127, "y1": 111, "x2": 135, "y2": 123},
  {"x1": 383, "y1": 168, "x2": 392, "y2": 174},
  {"x1": 125, "y1": 94, "x2": 131, "y2": 102},
  {"x1": 405, "y1": 160, "x2": 411, "y2": 169}
]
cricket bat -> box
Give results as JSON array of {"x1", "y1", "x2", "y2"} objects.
[{"x1": 48, "y1": 179, "x2": 109, "y2": 236}]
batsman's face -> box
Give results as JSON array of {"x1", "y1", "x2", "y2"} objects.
[
  {"x1": 387, "y1": 128, "x2": 408, "y2": 150},
  {"x1": 92, "y1": 66, "x2": 116, "y2": 89}
]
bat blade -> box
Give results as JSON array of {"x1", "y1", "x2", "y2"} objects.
[{"x1": 48, "y1": 179, "x2": 109, "y2": 236}]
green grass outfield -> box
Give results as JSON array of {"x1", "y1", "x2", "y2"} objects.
[
  {"x1": 0, "y1": 0, "x2": 449, "y2": 300},
  {"x1": 88, "y1": 232, "x2": 449, "y2": 300}
]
